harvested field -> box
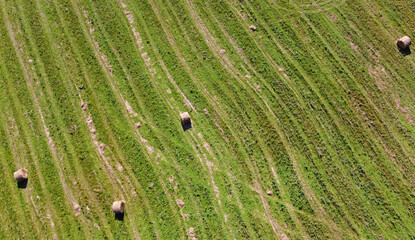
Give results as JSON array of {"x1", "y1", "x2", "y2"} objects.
[{"x1": 0, "y1": 0, "x2": 414, "y2": 239}]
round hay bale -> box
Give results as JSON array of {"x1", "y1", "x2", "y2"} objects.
[
  {"x1": 249, "y1": 25, "x2": 257, "y2": 31},
  {"x1": 74, "y1": 203, "x2": 81, "y2": 216},
  {"x1": 14, "y1": 168, "x2": 28, "y2": 182},
  {"x1": 180, "y1": 112, "x2": 192, "y2": 129},
  {"x1": 111, "y1": 200, "x2": 125, "y2": 214},
  {"x1": 176, "y1": 199, "x2": 185, "y2": 208},
  {"x1": 266, "y1": 189, "x2": 273, "y2": 196},
  {"x1": 397, "y1": 36, "x2": 411, "y2": 49}
]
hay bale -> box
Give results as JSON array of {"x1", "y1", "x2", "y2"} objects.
[
  {"x1": 176, "y1": 199, "x2": 185, "y2": 208},
  {"x1": 14, "y1": 168, "x2": 28, "y2": 182},
  {"x1": 99, "y1": 143, "x2": 106, "y2": 152},
  {"x1": 111, "y1": 200, "x2": 125, "y2": 214},
  {"x1": 180, "y1": 112, "x2": 192, "y2": 129},
  {"x1": 74, "y1": 203, "x2": 81, "y2": 216},
  {"x1": 397, "y1": 36, "x2": 411, "y2": 49},
  {"x1": 249, "y1": 25, "x2": 257, "y2": 31},
  {"x1": 266, "y1": 189, "x2": 273, "y2": 196}
]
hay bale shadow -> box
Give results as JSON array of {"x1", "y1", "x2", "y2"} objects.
[
  {"x1": 182, "y1": 123, "x2": 192, "y2": 131},
  {"x1": 398, "y1": 46, "x2": 411, "y2": 56},
  {"x1": 17, "y1": 179, "x2": 28, "y2": 189},
  {"x1": 115, "y1": 212, "x2": 124, "y2": 221}
]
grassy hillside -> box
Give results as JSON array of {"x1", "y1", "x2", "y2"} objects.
[{"x1": 0, "y1": 0, "x2": 414, "y2": 239}]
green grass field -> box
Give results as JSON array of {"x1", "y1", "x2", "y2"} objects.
[{"x1": 0, "y1": 0, "x2": 414, "y2": 239}]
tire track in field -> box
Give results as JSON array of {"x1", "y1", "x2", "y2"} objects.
[
  {"x1": 8, "y1": 119, "x2": 63, "y2": 238},
  {"x1": 282, "y1": 0, "x2": 415, "y2": 193},
  {"x1": 140, "y1": 0, "x2": 243, "y2": 186},
  {"x1": 121, "y1": 100, "x2": 201, "y2": 239},
  {"x1": 252, "y1": 180, "x2": 290, "y2": 240},
  {"x1": 57, "y1": 35, "x2": 137, "y2": 238},
  {"x1": 117, "y1": 0, "x2": 196, "y2": 112},
  {"x1": 188, "y1": 132, "x2": 234, "y2": 233},
  {"x1": 78, "y1": 95, "x2": 140, "y2": 239},
  {"x1": 134, "y1": 0, "x2": 352, "y2": 237},
  {"x1": 12, "y1": 26, "x2": 115, "y2": 240},
  {"x1": 77, "y1": 3, "x2": 193, "y2": 238},
  {"x1": 161, "y1": 1, "x2": 289, "y2": 218},
  {"x1": 142, "y1": 0, "x2": 248, "y2": 172},
  {"x1": 192, "y1": 130, "x2": 278, "y2": 239},
  {"x1": 133, "y1": 0, "x2": 227, "y2": 117},
  {"x1": 270, "y1": 166, "x2": 310, "y2": 239},
  {"x1": 299, "y1": 11, "x2": 412, "y2": 152}
]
